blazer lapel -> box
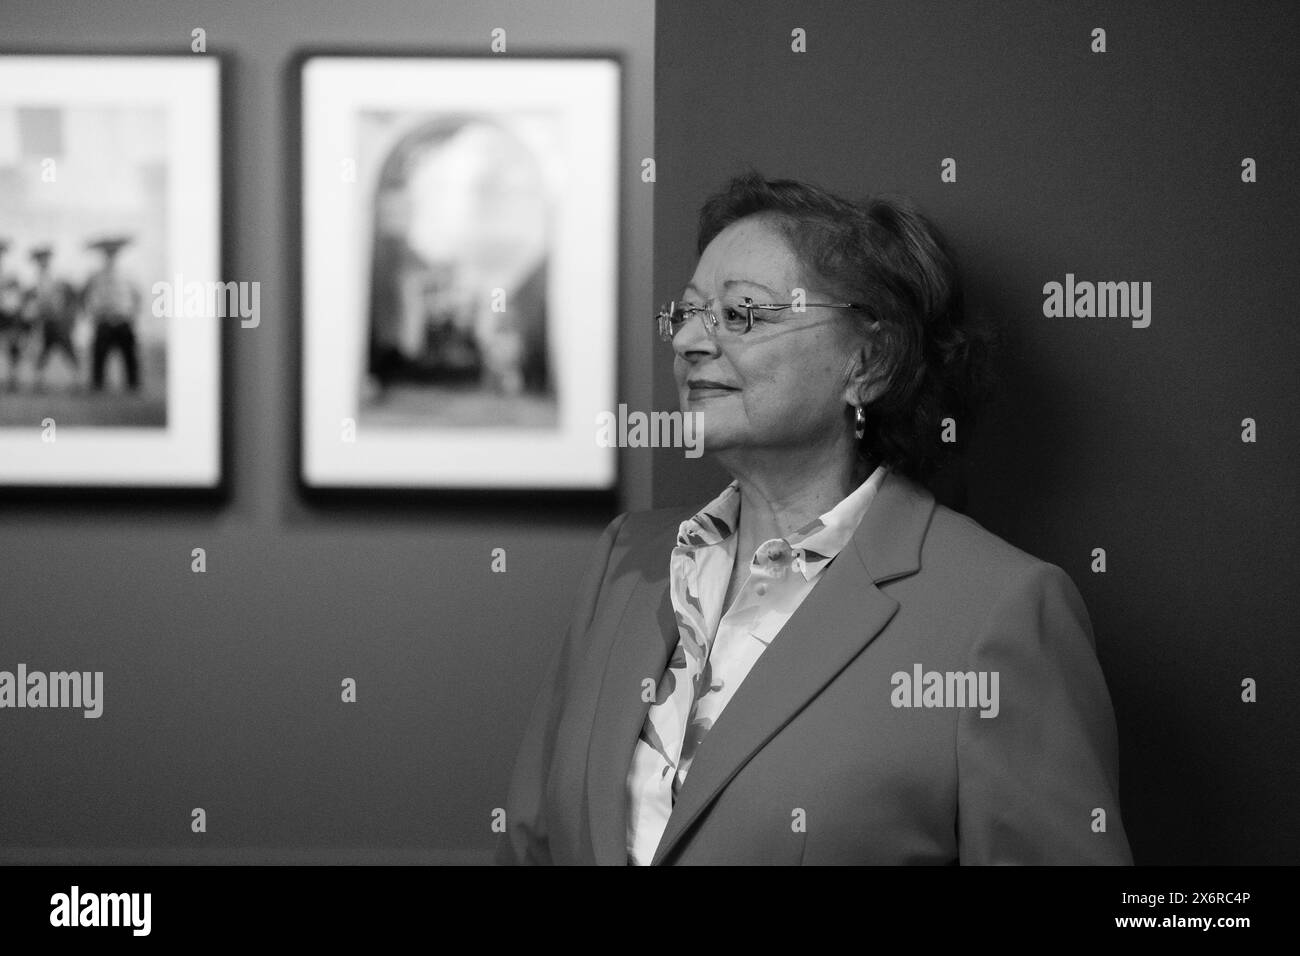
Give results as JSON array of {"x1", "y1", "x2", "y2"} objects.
[
  {"x1": 584, "y1": 519, "x2": 680, "y2": 865},
  {"x1": 649, "y1": 469, "x2": 936, "y2": 865}
]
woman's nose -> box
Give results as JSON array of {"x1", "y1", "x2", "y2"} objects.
[{"x1": 672, "y1": 309, "x2": 719, "y2": 360}]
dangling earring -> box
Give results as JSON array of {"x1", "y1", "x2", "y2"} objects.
[{"x1": 853, "y1": 404, "x2": 866, "y2": 441}]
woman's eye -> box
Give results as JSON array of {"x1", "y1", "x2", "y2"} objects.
[{"x1": 721, "y1": 307, "x2": 749, "y2": 326}]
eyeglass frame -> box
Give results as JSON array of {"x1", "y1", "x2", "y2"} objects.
[{"x1": 655, "y1": 295, "x2": 869, "y2": 342}]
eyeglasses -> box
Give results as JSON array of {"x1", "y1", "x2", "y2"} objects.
[{"x1": 655, "y1": 296, "x2": 866, "y2": 342}]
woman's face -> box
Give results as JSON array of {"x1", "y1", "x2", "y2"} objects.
[{"x1": 672, "y1": 215, "x2": 865, "y2": 458}]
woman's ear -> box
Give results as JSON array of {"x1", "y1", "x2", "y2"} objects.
[{"x1": 842, "y1": 335, "x2": 887, "y2": 408}]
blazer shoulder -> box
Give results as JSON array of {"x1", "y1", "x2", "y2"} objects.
[
  {"x1": 927, "y1": 504, "x2": 1042, "y2": 573},
  {"x1": 909, "y1": 503, "x2": 1103, "y2": 675},
  {"x1": 919, "y1": 501, "x2": 1083, "y2": 604},
  {"x1": 582, "y1": 505, "x2": 690, "y2": 588}
]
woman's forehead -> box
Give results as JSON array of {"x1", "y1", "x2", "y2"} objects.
[{"x1": 690, "y1": 219, "x2": 804, "y2": 294}]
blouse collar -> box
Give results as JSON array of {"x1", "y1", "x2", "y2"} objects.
[{"x1": 675, "y1": 464, "x2": 889, "y2": 582}]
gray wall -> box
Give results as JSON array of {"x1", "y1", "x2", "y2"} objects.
[
  {"x1": 652, "y1": 0, "x2": 1299, "y2": 863},
  {"x1": 0, "y1": 0, "x2": 654, "y2": 863}
]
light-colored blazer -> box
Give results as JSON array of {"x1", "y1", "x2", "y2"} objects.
[{"x1": 499, "y1": 469, "x2": 1132, "y2": 865}]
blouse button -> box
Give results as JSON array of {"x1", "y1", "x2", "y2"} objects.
[{"x1": 756, "y1": 583, "x2": 768, "y2": 596}]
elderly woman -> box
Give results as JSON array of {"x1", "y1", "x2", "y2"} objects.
[{"x1": 499, "y1": 172, "x2": 1132, "y2": 865}]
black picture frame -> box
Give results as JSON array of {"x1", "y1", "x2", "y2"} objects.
[
  {"x1": 0, "y1": 49, "x2": 228, "y2": 497},
  {"x1": 292, "y1": 49, "x2": 622, "y2": 503}
]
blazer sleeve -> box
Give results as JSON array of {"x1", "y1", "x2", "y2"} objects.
[
  {"x1": 956, "y1": 561, "x2": 1133, "y2": 864},
  {"x1": 496, "y1": 511, "x2": 629, "y2": 865}
]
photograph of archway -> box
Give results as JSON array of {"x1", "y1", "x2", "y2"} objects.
[{"x1": 360, "y1": 110, "x2": 556, "y2": 429}]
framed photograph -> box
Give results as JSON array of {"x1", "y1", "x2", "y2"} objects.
[
  {"x1": 0, "y1": 53, "x2": 222, "y2": 489},
  {"x1": 298, "y1": 53, "x2": 619, "y2": 491}
]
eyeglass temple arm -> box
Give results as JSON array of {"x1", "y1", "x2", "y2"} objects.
[{"x1": 745, "y1": 301, "x2": 864, "y2": 311}]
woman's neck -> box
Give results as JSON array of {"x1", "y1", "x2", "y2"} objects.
[{"x1": 722, "y1": 447, "x2": 873, "y2": 556}]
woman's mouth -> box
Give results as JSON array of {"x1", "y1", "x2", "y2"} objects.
[{"x1": 686, "y1": 379, "x2": 738, "y2": 398}]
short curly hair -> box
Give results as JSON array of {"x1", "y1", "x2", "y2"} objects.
[{"x1": 696, "y1": 170, "x2": 995, "y2": 485}]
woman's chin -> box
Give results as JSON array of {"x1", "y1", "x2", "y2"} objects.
[{"x1": 693, "y1": 429, "x2": 745, "y2": 456}]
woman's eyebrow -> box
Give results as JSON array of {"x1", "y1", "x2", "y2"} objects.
[{"x1": 723, "y1": 279, "x2": 781, "y2": 297}]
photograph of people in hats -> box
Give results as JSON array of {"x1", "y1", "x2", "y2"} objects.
[{"x1": 0, "y1": 103, "x2": 167, "y2": 427}]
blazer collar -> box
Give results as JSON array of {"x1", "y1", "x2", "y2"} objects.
[{"x1": 584, "y1": 468, "x2": 937, "y2": 865}]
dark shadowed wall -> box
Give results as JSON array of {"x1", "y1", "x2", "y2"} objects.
[
  {"x1": 652, "y1": 0, "x2": 1298, "y2": 864},
  {"x1": 0, "y1": 0, "x2": 654, "y2": 863}
]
